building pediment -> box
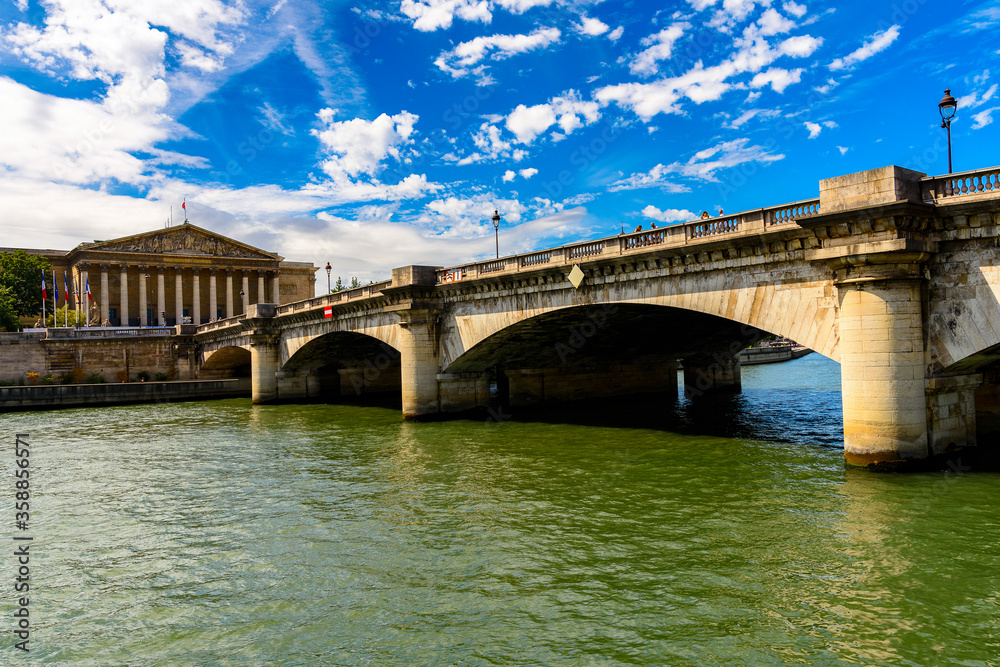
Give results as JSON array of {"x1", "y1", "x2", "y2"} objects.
[{"x1": 82, "y1": 224, "x2": 279, "y2": 260}]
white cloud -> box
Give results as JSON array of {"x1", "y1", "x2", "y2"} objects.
[
  {"x1": 576, "y1": 16, "x2": 609, "y2": 36},
  {"x1": 608, "y1": 164, "x2": 690, "y2": 192},
  {"x1": 258, "y1": 102, "x2": 295, "y2": 135},
  {"x1": 399, "y1": 0, "x2": 492, "y2": 31},
  {"x1": 750, "y1": 67, "x2": 803, "y2": 92},
  {"x1": 782, "y1": 1, "x2": 806, "y2": 18},
  {"x1": 957, "y1": 80, "x2": 997, "y2": 109},
  {"x1": 829, "y1": 24, "x2": 900, "y2": 71},
  {"x1": 757, "y1": 8, "x2": 795, "y2": 36},
  {"x1": 312, "y1": 109, "x2": 419, "y2": 178},
  {"x1": 519, "y1": 167, "x2": 538, "y2": 179},
  {"x1": 505, "y1": 90, "x2": 600, "y2": 143},
  {"x1": 608, "y1": 26, "x2": 624, "y2": 41},
  {"x1": 837, "y1": 146, "x2": 848, "y2": 155},
  {"x1": 495, "y1": 0, "x2": 554, "y2": 14},
  {"x1": 502, "y1": 170, "x2": 515, "y2": 181},
  {"x1": 642, "y1": 205, "x2": 697, "y2": 223},
  {"x1": 630, "y1": 23, "x2": 690, "y2": 76},
  {"x1": 805, "y1": 121, "x2": 822, "y2": 138},
  {"x1": 972, "y1": 107, "x2": 998, "y2": 130},
  {"x1": 434, "y1": 27, "x2": 561, "y2": 78}
]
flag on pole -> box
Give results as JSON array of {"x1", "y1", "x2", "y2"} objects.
[
  {"x1": 53, "y1": 269, "x2": 58, "y2": 304},
  {"x1": 41, "y1": 271, "x2": 47, "y2": 301},
  {"x1": 64, "y1": 272, "x2": 69, "y2": 303},
  {"x1": 86, "y1": 278, "x2": 92, "y2": 302}
]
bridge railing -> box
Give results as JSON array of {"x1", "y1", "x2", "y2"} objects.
[
  {"x1": 922, "y1": 166, "x2": 1000, "y2": 202},
  {"x1": 434, "y1": 197, "x2": 820, "y2": 284},
  {"x1": 198, "y1": 316, "x2": 245, "y2": 333},
  {"x1": 275, "y1": 279, "x2": 395, "y2": 316}
]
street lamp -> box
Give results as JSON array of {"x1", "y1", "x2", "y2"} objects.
[
  {"x1": 325, "y1": 262, "x2": 332, "y2": 293},
  {"x1": 492, "y1": 210, "x2": 502, "y2": 259},
  {"x1": 939, "y1": 89, "x2": 958, "y2": 174}
]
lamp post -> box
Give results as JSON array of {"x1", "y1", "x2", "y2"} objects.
[
  {"x1": 492, "y1": 210, "x2": 502, "y2": 259},
  {"x1": 325, "y1": 262, "x2": 332, "y2": 294},
  {"x1": 939, "y1": 89, "x2": 958, "y2": 174}
]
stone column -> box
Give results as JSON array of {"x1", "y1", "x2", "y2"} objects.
[
  {"x1": 175, "y1": 267, "x2": 184, "y2": 325},
  {"x1": 225, "y1": 268, "x2": 234, "y2": 318},
  {"x1": 156, "y1": 266, "x2": 166, "y2": 326},
  {"x1": 192, "y1": 270, "x2": 201, "y2": 325},
  {"x1": 138, "y1": 267, "x2": 148, "y2": 327},
  {"x1": 99, "y1": 264, "x2": 110, "y2": 325},
  {"x1": 257, "y1": 272, "x2": 265, "y2": 304},
  {"x1": 398, "y1": 308, "x2": 441, "y2": 419},
  {"x1": 241, "y1": 269, "x2": 250, "y2": 314},
  {"x1": 836, "y1": 264, "x2": 930, "y2": 468},
  {"x1": 209, "y1": 269, "x2": 218, "y2": 321},
  {"x1": 245, "y1": 304, "x2": 280, "y2": 403},
  {"x1": 272, "y1": 269, "x2": 280, "y2": 304},
  {"x1": 119, "y1": 265, "x2": 129, "y2": 326}
]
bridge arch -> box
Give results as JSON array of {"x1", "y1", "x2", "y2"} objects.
[
  {"x1": 279, "y1": 330, "x2": 402, "y2": 402},
  {"x1": 200, "y1": 346, "x2": 251, "y2": 378}
]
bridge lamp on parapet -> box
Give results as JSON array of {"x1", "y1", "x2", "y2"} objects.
[
  {"x1": 325, "y1": 262, "x2": 332, "y2": 294},
  {"x1": 938, "y1": 89, "x2": 958, "y2": 174},
  {"x1": 492, "y1": 209, "x2": 502, "y2": 259},
  {"x1": 145, "y1": 273, "x2": 152, "y2": 328}
]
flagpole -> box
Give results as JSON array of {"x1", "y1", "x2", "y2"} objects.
[
  {"x1": 41, "y1": 271, "x2": 46, "y2": 328},
  {"x1": 52, "y1": 269, "x2": 57, "y2": 327}
]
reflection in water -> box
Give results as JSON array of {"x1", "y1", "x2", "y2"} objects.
[{"x1": 3, "y1": 355, "x2": 998, "y2": 664}]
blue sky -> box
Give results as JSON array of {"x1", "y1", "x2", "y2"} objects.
[{"x1": 1, "y1": 0, "x2": 998, "y2": 290}]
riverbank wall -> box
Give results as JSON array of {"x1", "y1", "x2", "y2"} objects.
[{"x1": 0, "y1": 378, "x2": 250, "y2": 412}]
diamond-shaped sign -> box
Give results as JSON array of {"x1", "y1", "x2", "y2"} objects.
[{"x1": 568, "y1": 264, "x2": 585, "y2": 289}]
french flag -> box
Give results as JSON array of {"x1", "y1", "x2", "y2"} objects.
[
  {"x1": 53, "y1": 269, "x2": 58, "y2": 304},
  {"x1": 64, "y1": 272, "x2": 69, "y2": 303},
  {"x1": 86, "y1": 278, "x2": 92, "y2": 302},
  {"x1": 41, "y1": 271, "x2": 46, "y2": 301}
]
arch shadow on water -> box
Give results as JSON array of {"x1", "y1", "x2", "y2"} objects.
[{"x1": 486, "y1": 354, "x2": 845, "y2": 451}]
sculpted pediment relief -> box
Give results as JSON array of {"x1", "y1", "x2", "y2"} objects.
[{"x1": 88, "y1": 226, "x2": 275, "y2": 260}]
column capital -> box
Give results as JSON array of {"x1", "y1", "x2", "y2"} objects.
[
  {"x1": 79, "y1": 262, "x2": 90, "y2": 270},
  {"x1": 208, "y1": 267, "x2": 217, "y2": 275},
  {"x1": 99, "y1": 263, "x2": 110, "y2": 271},
  {"x1": 226, "y1": 267, "x2": 234, "y2": 276},
  {"x1": 119, "y1": 263, "x2": 129, "y2": 272},
  {"x1": 156, "y1": 265, "x2": 166, "y2": 274},
  {"x1": 138, "y1": 264, "x2": 148, "y2": 273},
  {"x1": 241, "y1": 268, "x2": 250, "y2": 276}
]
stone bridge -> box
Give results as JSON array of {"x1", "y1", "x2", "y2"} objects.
[{"x1": 196, "y1": 164, "x2": 1000, "y2": 469}]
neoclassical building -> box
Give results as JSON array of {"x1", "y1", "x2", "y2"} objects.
[{"x1": 12, "y1": 223, "x2": 317, "y2": 326}]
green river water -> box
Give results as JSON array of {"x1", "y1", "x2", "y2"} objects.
[{"x1": 2, "y1": 354, "x2": 998, "y2": 665}]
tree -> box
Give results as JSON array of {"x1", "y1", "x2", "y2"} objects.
[
  {"x1": 45, "y1": 306, "x2": 84, "y2": 328},
  {"x1": 0, "y1": 285, "x2": 20, "y2": 331},
  {"x1": 334, "y1": 276, "x2": 343, "y2": 292},
  {"x1": 349, "y1": 276, "x2": 361, "y2": 288},
  {"x1": 0, "y1": 250, "x2": 51, "y2": 317}
]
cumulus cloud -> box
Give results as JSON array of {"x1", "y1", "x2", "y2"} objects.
[
  {"x1": 750, "y1": 67, "x2": 803, "y2": 92},
  {"x1": 502, "y1": 170, "x2": 516, "y2": 182},
  {"x1": 837, "y1": 146, "x2": 849, "y2": 155},
  {"x1": 783, "y1": 1, "x2": 806, "y2": 18},
  {"x1": 519, "y1": 167, "x2": 538, "y2": 179},
  {"x1": 630, "y1": 23, "x2": 690, "y2": 76},
  {"x1": 399, "y1": 0, "x2": 492, "y2": 31},
  {"x1": 757, "y1": 8, "x2": 795, "y2": 35},
  {"x1": 434, "y1": 27, "x2": 561, "y2": 78},
  {"x1": 608, "y1": 26, "x2": 624, "y2": 41},
  {"x1": 312, "y1": 109, "x2": 419, "y2": 178},
  {"x1": 829, "y1": 25, "x2": 900, "y2": 71},
  {"x1": 642, "y1": 205, "x2": 697, "y2": 223},
  {"x1": 505, "y1": 90, "x2": 600, "y2": 143},
  {"x1": 576, "y1": 16, "x2": 609, "y2": 36},
  {"x1": 608, "y1": 164, "x2": 690, "y2": 192}
]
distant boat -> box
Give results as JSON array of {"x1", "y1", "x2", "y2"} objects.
[{"x1": 739, "y1": 341, "x2": 813, "y2": 365}]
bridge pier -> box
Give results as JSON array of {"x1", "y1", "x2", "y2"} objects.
[
  {"x1": 246, "y1": 304, "x2": 280, "y2": 404},
  {"x1": 683, "y1": 354, "x2": 741, "y2": 398},
  {"x1": 398, "y1": 309, "x2": 442, "y2": 419}
]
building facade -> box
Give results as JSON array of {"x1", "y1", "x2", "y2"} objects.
[{"x1": 11, "y1": 223, "x2": 317, "y2": 326}]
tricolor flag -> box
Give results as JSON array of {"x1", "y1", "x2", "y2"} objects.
[
  {"x1": 53, "y1": 269, "x2": 58, "y2": 304},
  {"x1": 41, "y1": 271, "x2": 47, "y2": 301},
  {"x1": 64, "y1": 272, "x2": 69, "y2": 303},
  {"x1": 86, "y1": 278, "x2": 92, "y2": 302}
]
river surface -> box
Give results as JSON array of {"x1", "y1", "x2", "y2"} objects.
[{"x1": 3, "y1": 354, "x2": 999, "y2": 665}]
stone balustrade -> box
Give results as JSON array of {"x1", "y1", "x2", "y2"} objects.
[{"x1": 922, "y1": 166, "x2": 1000, "y2": 202}]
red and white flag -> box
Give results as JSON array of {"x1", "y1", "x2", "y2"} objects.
[
  {"x1": 41, "y1": 271, "x2": 46, "y2": 301},
  {"x1": 86, "y1": 278, "x2": 92, "y2": 302}
]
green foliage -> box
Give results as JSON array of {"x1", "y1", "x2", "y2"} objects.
[
  {"x1": 85, "y1": 373, "x2": 107, "y2": 384},
  {"x1": 0, "y1": 285, "x2": 19, "y2": 331},
  {"x1": 153, "y1": 372, "x2": 169, "y2": 381},
  {"x1": 136, "y1": 370, "x2": 151, "y2": 381},
  {"x1": 60, "y1": 368, "x2": 88, "y2": 385},
  {"x1": 40, "y1": 374, "x2": 57, "y2": 385},
  {"x1": 334, "y1": 276, "x2": 343, "y2": 292},
  {"x1": 45, "y1": 307, "x2": 84, "y2": 328},
  {"x1": 349, "y1": 276, "x2": 361, "y2": 289},
  {"x1": 0, "y1": 250, "x2": 52, "y2": 317}
]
